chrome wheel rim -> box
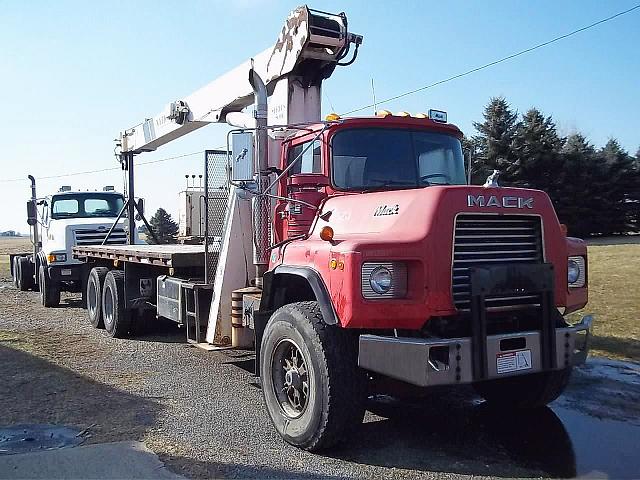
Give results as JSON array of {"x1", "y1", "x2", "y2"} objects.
[
  {"x1": 271, "y1": 338, "x2": 310, "y2": 418},
  {"x1": 103, "y1": 284, "x2": 114, "y2": 327},
  {"x1": 88, "y1": 279, "x2": 98, "y2": 317}
]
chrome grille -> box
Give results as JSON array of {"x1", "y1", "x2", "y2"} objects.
[
  {"x1": 74, "y1": 227, "x2": 127, "y2": 246},
  {"x1": 452, "y1": 214, "x2": 543, "y2": 311}
]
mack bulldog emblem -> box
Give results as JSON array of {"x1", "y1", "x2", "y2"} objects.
[{"x1": 467, "y1": 194, "x2": 534, "y2": 209}]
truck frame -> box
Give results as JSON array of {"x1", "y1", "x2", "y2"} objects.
[{"x1": 46, "y1": 5, "x2": 594, "y2": 451}]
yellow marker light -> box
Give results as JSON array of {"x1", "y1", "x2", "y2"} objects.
[
  {"x1": 47, "y1": 254, "x2": 55, "y2": 263},
  {"x1": 415, "y1": 113, "x2": 428, "y2": 118},
  {"x1": 376, "y1": 110, "x2": 392, "y2": 117},
  {"x1": 329, "y1": 259, "x2": 338, "y2": 270},
  {"x1": 320, "y1": 226, "x2": 334, "y2": 242},
  {"x1": 337, "y1": 261, "x2": 345, "y2": 270},
  {"x1": 396, "y1": 111, "x2": 410, "y2": 117},
  {"x1": 325, "y1": 113, "x2": 341, "y2": 121}
]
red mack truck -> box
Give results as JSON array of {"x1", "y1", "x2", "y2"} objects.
[{"x1": 64, "y1": 6, "x2": 592, "y2": 451}]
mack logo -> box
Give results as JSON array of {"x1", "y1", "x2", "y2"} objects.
[
  {"x1": 467, "y1": 195, "x2": 534, "y2": 209},
  {"x1": 373, "y1": 204, "x2": 399, "y2": 216}
]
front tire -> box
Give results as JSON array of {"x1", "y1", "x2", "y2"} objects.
[
  {"x1": 39, "y1": 265, "x2": 60, "y2": 307},
  {"x1": 87, "y1": 267, "x2": 109, "y2": 328},
  {"x1": 474, "y1": 368, "x2": 572, "y2": 409},
  {"x1": 260, "y1": 301, "x2": 365, "y2": 451},
  {"x1": 102, "y1": 270, "x2": 132, "y2": 338}
]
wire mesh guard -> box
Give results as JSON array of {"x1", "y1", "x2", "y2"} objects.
[{"x1": 205, "y1": 150, "x2": 231, "y2": 284}]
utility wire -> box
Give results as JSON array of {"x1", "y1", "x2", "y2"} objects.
[
  {"x1": 3, "y1": 4, "x2": 638, "y2": 183},
  {"x1": 0, "y1": 151, "x2": 205, "y2": 183},
  {"x1": 341, "y1": 4, "x2": 640, "y2": 115}
]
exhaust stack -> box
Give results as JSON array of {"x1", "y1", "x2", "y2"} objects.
[
  {"x1": 28, "y1": 175, "x2": 39, "y2": 260},
  {"x1": 248, "y1": 68, "x2": 270, "y2": 287}
]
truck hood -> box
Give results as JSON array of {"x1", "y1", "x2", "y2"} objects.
[
  {"x1": 307, "y1": 185, "x2": 568, "y2": 320},
  {"x1": 314, "y1": 185, "x2": 561, "y2": 241}
]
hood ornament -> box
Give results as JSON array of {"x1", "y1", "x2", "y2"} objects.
[{"x1": 483, "y1": 169, "x2": 500, "y2": 188}]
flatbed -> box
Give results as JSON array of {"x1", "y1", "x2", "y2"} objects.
[{"x1": 73, "y1": 244, "x2": 210, "y2": 268}]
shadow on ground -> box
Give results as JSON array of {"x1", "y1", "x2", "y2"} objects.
[
  {"x1": 341, "y1": 390, "x2": 574, "y2": 478},
  {"x1": 590, "y1": 335, "x2": 640, "y2": 360},
  {"x1": 0, "y1": 341, "x2": 162, "y2": 446}
]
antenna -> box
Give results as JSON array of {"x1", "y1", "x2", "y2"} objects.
[{"x1": 371, "y1": 78, "x2": 378, "y2": 114}]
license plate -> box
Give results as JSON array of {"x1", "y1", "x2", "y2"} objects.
[
  {"x1": 61, "y1": 269, "x2": 72, "y2": 276},
  {"x1": 496, "y1": 349, "x2": 532, "y2": 374}
]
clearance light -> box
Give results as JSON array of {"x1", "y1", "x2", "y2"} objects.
[
  {"x1": 329, "y1": 259, "x2": 338, "y2": 270},
  {"x1": 320, "y1": 226, "x2": 334, "y2": 242},
  {"x1": 325, "y1": 113, "x2": 341, "y2": 121},
  {"x1": 396, "y1": 111, "x2": 410, "y2": 117},
  {"x1": 415, "y1": 113, "x2": 428, "y2": 118},
  {"x1": 428, "y1": 109, "x2": 447, "y2": 123},
  {"x1": 376, "y1": 110, "x2": 392, "y2": 117}
]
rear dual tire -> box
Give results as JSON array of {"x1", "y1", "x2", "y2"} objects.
[
  {"x1": 14, "y1": 257, "x2": 34, "y2": 291},
  {"x1": 102, "y1": 270, "x2": 132, "y2": 338},
  {"x1": 87, "y1": 267, "x2": 109, "y2": 328}
]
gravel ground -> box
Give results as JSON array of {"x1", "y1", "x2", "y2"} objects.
[{"x1": 1, "y1": 281, "x2": 639, "y2": 479}]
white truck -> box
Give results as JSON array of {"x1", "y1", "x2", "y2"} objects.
[{"x1": 12, "y1": 176, "x2": 132, "y2": 307}]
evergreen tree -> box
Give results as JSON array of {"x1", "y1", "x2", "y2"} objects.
[
  {"x1": 599, "y1": 139, "x2": 639, "y2": 233},
  {"x1": 511, "y1": 108, "x2": 564, "y2": 193},
  {"x1": 472, "y1": 97, "x2": 520, "y2": 184},
  {"x1": 149, "y1": 208, "x2": 178, "y2": 244},
  {"x1": 553, "y1": 134, "x2": 605, "y2": 236}
]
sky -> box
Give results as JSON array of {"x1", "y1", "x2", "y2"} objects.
[{"x1": 1, "y1": 0, "x2": 639, "y2": 232}]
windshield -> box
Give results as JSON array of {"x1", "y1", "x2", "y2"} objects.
[
  {"x1": 51, "y1": 193, "x2": 124, "y2": 219},
  {"x1": 331, "y1": 128, "x2": 466, "y2": 191}
]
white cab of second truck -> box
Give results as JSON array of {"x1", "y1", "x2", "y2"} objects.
[{"x1": 13, "y1": 185, "x2": 135, "y2": 307}]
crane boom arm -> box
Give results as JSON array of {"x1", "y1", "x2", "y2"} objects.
[{"x1": 120, "y1": 6, "x2": 362, "y2": 153}]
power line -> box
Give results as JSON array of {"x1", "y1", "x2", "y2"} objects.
[
  {"x1": 341, "y1": 4, "x2": 640, "y2": 115},
  {"x1": 0, "y1": 151, "x2": 205, "y2": 183}
]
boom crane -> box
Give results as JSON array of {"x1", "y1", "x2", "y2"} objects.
[
  {"x1": 107, "y1": 5, "x2": 363, "y2": 346},
  {"x1": 119, "y1": 6, "x2": 362, "y2": 154}
]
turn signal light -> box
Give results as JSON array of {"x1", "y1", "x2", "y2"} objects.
[
  {"x1": 320, "y1": 226, "x2": 334, "y2": 242},
  {"x1": 325, "y1": 113, "x2": 341, "y2": 121}
]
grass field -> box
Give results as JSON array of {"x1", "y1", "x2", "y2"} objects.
[
  {"x1": 1, "y1": 236, "x2": 638, "y2": 361},
  {"x1": 0, "y1": 236, "x2": 31, "y2": 280},
  {"x1": 573, "y1": 243, "x2": 640, "y2": 361}
]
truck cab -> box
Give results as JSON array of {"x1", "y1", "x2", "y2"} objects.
[
  {"x1": 35, "y1": 188, "x2": 129, "y2": 306},
  {"x1": 257, "y1": 112, "x2": 592, "y2": 450}
]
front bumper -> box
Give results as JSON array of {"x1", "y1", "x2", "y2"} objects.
[
  {"x1": 358, "y1": 315, "x2": 593, "y2": 387},
  {"x1": 47, "y1": 263, "x2": 86, "y2": 283}
]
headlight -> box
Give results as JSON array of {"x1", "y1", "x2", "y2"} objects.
[
  {"x1": 362, "y1": 262, "x2": 408, "y2": 299},
  {"x1": 370, "y1": 267, "x2": 392, "y2": 294},
  {"x1": 568, "y1": 256, "x2": 586, "y2": 288},
  {"x1": 47, "y1": 253, "x2": 67, "y2": 263}
]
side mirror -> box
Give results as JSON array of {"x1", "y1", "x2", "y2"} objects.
[
  {"x1": 231, "y1": 131, "x2": 255, "y2": 182},
  {"x1": 135, "y1": 198, "x2": 145, "y2": 221},
  {"x1": 27, "y1": 201, "x2": 37, "y2": 226}
]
